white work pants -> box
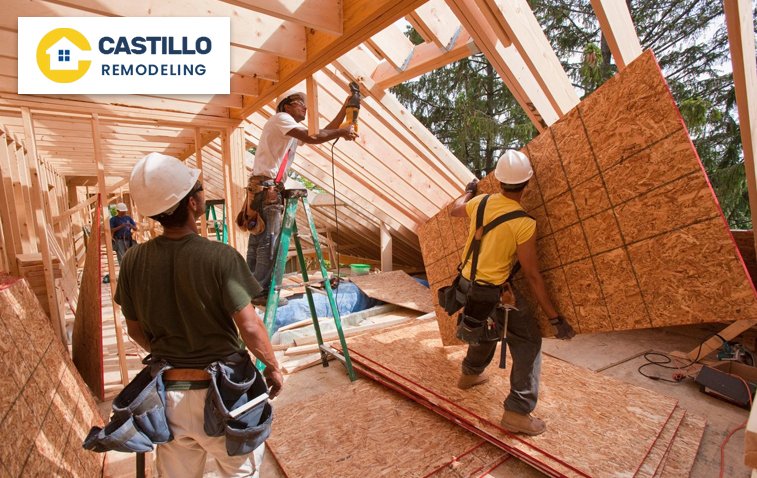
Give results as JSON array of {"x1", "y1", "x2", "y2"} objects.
[{"x1": 156, "y1": 388, "x2": 264, "y2": 478}]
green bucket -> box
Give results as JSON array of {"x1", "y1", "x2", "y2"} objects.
[{"x1": 349, "y1": 264, "x2": 371, "y2": 277}]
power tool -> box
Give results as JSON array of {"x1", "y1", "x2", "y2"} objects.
[{"x1": 340, "y1": 81, "x2": 361, "y2": 132}]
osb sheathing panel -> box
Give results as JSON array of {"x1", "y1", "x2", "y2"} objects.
[
  {"x1": 72, "y1": 211, "x2": 104, "y2": 401},
  {"x1": 266, "y1": 379, "x2": 485, "y2": 477},
  {"x1": 657, "y1": 413, "x2": 706, "y2": 478},
  {"x1": 0, "y1": 279, "x2": 104, "y2": 478},
  {"x1": 345, "y1": 320, "x2": 678, "y2": 478},
  {"x1": 635, "y1": 407, "x2": 684, "y2": 478},
  {"x1": 417, "y1": 50, "x2": 757, "y2": 345},
  {"x1": 349, "y1": 270, "x2": 434, "y2": 313},
  {"x1": 732, "y1": 230, "x2": 757, "y2": 282}
]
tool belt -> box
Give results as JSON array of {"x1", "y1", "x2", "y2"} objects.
[
  {"x1": 83, "y1": 353, "x2": 273, "y2": 456},
  {"x1": 435, "y1": 195, "x2": 532, "y2": 346},
  {"x1": 83, "y1": 356, "x2": 173, "y2": 453},
  {"x1": 204, "y1": 352, "x2": 273, "y2": 456},
  {"x1": 236, "y1": 175, "x2": 280, "y2": 235}
]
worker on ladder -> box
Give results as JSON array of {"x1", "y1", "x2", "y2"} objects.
[
  {"x1": 447, "y1": 150, "x2": 576, "y2": 436},
  {"x1": 239, "y1": 89, "x2": 358, "y2": 307},
  {"x1": 109, "y1": 152, "x2": 283, "y2": 477}
]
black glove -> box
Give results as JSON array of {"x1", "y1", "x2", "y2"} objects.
[
  {"x1": 549, "y1": 315, "x2": 576, "y2": 340},
  {"x1": 465, "y1": 179, "x2": 478, "y2": 195}
]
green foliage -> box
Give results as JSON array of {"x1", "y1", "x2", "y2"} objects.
[
  {"x1": 288, "y1": 171, "x2": 325, "y2": 193},
  {"x1": 392, "y1": 1, "x2": 757, "y2": 228}
]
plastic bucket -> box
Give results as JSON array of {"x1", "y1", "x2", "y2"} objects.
[{"x1": 350, "y1": 264, "x2": 371, "y2": 276}]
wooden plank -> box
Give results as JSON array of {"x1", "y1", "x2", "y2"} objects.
[
  {"x1": 232, "y1": 0, "x2": 430, "y2": 120},
  {"x1": 20, "y1": 107, "x2": 64, "y2": 344},
  {"x1": 422, "y1": 50, "x2": 757, "y2": 344},
  {"x1": 372, "y1": 29, "x2": 478, "y2": 89},
  {"x1": 725, "y1": 0, "x2": 757, "y2": 254},
  {"x1": 13, "y1": 142, "x2": 37, "y2": 252},
  {"x1": 408, "y1": 0, "x2": 461, "y2": 49},
  {"x1": 266, "y1": 379, "x2": 486, "y2": 477},
  {"x1": 366, "y1": 25, "x2": 415, "y2": 71},
  {"x1": 195, "y1": 128, "x2": 208, "y2": 238},
  {"x1": 444, "y1": 0, "x2": 558, "y2": 129},
  {"x1": 222, "y1": 0, "x2": 343, "y2": 35},
  {"x1": 306, "y1": 76, "x2": 320, "y2": 136},
  {"x1": 658, "y1": 413, "x2": 706, "y2": 478},
  {"x1": 473, "y1": 0, "x2": 580, "y2": 115},
  {"x1": 589, "y1": 0, "x2": 642, "y2": 70},
  {"x1": 91, "y1": 113, "x2": 129, "y2": 387},
  {"x1": 71, "y1": 202, "x2": 104, "y2": 401},
  {"x1": 380, "y1": 221, "x2": 392, "y2": 272},
  {"x1": 52, "y1": 177, "x2": 129, "y2": 224},
  {"x1": 0, "y1": 128, "x2": 20, "y2": 275},
  {"x1": 292, "y1": 316, "x2": 415, "y2": 346},
  {"x1": 345, "y1": 320, "x2": 679, "y2": 478},
  {"x1": 349, "y1": 270, "x2": 433, "y2": 313},
  {"x1": 636, "y1": 407, "x2": 685, "y2": 478}
]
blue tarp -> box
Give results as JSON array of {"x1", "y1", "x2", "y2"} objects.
[{"x1": 271, "y1": 277, "x2": 430, "y2": 332}]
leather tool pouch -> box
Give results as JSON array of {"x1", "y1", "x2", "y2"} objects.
[
  {"x1": 204, "y1": 353, "x2": 273, "y2": 456},
  {"x1": 83, "y1": 356, "x2": 172, "y2": 453},
  {"x1": 438, "y1": 273, "x2": 465, "y2": 315}
]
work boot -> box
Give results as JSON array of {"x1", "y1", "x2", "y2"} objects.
[
  {"x1": 500, "y1": 410, "x2": 546, "y2": 436},
  {"x1": 457, "y1": 371, "x2": 489, "y2": 390}
]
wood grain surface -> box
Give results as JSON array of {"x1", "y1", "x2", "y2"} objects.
[
  {"x1": 344, "y1": 320, "x2": 679, "y2": 478},
  {"x1": 417, "y1": 50, "x2": 757, "y2": 344},
  {"x1": 349, "y1": 270, "x2": 434, "y2": 313},
  {"x1": 0, "y1": 279, "x2": 104, "y2": 477}
]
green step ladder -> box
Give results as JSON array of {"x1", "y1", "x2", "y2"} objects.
[
  {"x1": 256, "y1": 188, "x2": 356, "y2": 381},
  {"x1": 205, "y1": 199, "x2": 228, "y2": 243}
]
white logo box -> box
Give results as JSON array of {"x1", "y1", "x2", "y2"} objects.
[{"x1": 18, "y1": 17, "x2": 230, "y2": 94}]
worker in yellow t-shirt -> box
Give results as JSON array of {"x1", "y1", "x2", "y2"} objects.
[{"x1": 450, "y1": 150, "x2": 576, "y2": 436}]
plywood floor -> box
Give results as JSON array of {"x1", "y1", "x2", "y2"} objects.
[
  {"x1": 418, "y1": 50, "x2": 757, "y2": 346},
  {"x1": 342, "y1": 320, "x2": 681, "y2": 478}
]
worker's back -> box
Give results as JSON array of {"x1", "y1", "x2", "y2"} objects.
[{"x1": 114, "y1": 234, "x2": 262, "y2": 368}]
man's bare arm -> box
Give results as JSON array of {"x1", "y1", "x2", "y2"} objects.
[
  {"x1": 515, "y1": 234, "x2": 558, "y2": 319},
  {"x1": 233, "y1": 304, "x2": 284, "y2": 398},
  {"x1": 286, "y1": 126, "x2": 356, "y2": 145},
  {"x1": 125, "y1": 318, "x2": 151, "y2": 352},
  {"x1": 324, "y1": 101, "x2": 348, "y2": 130}
]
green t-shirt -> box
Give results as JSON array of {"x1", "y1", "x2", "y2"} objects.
[{"x1": 114, "y1": 234, "x2": 262, "y2": 368}]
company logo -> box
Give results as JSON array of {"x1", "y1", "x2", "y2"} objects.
[
  {"x1": 36, "y1": 28, "x2": 91, "y2": 83},
  {"x1": 19, "y1": 18, "x2": 229, "y2": 94}
]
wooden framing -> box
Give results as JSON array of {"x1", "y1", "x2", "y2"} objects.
[
  {"x1": 366, "y1": 25, "x2": 415, "y2": 71},
  {"x1": 472, "y1": 0, "x2": 580, "y2": 116},
  {"x1": 407, "y1": 0, "x2": 461, "y2": 49},
  {"x1": 20, "y1": 107, "x2": 65, "y2": 344},
  {"x1": 589, "y1": 0, "x2": 642, "y2": 70},
  {"x1": 195, "y1": 128, "x2": 209, "y2": 238},
  {"x1": 380, "y1": 221, "x2": 392, "y2": 272},
  {"x1": 91, "y1": 113, "x2": 129, "y2": 387},
  {"x1": 306, "y1": 76, "x2": 320, "y2": 136},
  {"x1": 724, "y1": 0, "x2": 757, "y2": 252}
]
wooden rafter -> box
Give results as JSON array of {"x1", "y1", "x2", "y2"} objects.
[
  {"x1": 219, "y1": 0, "x2": 343, "y2": 35},
  {"x1": 589, "y1": 0, "x2": 642, "y2": 70}
]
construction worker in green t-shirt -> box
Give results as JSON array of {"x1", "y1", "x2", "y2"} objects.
[{"x1": 115, "y1": 153, "x2": 283, "y2": 477}]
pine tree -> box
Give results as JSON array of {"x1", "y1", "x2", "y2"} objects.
[{"x1": 392, "y1": 0, "x2": 757, "y2": 228}]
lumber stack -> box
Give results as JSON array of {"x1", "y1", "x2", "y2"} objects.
[
  {"x1": 0, "y1": 276, "x2": 104, "y2": 477},
  {"x1": 335, "y1": 320, "x2": 706, "y2": 477},
  {"x1": 15, "y1": 252, "x2": 62, "y2": 316},
  {"x1": 418, "y1": 50, "x2": 757, "y2": 345}
]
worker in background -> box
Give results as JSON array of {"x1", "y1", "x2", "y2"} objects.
[
  {"x1": 110, "y1": 202, "x2": 138, "y2": 265},
  {"x1": 243, "y1": 90, "x2": 358, "y2": 306},
  {"x1": 116, "y1": 153, "x2": 283, "y2": 477},
  {"x1": 450, "y1": 150, "x2": 576, "y2": 436}
]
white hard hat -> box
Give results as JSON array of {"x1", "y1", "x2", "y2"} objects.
[
  {"x1": 129, "y1": 153, "x2": 201, "y2": 217},
  {"x1": 494, "y1": 150, "x2": 533, "y2": 185},
  {"x1": 276, "y1": 90, "x2": 307, "y2": 112},
  {"x1": 116, "y1": 202, "x2": 128, "y2": 212}
]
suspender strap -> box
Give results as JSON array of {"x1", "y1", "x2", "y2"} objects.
[{"x1": 461, "y1": 195, "x2": 533, "y2": 284}]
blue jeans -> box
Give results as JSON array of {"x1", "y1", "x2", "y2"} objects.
[
  {"x1": 113, "y1": 237, "x2": 131, "y2": 265},
  {"x1": 246, "y1": 190, "x2": 282, "y2": 293},
  {"x1": 459, "y1": 283, "x2": 542, "y2": 414}
]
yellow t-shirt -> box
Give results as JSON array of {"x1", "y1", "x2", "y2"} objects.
[{"x1": 460, "y1": 194, "x2": 536, "y2": 285}]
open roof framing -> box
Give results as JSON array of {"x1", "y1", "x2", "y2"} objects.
[{"x1": 2, "y1": 0, "x2": 755, "y2": 287}]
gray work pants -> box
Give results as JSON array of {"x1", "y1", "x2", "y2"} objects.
[
  {"x1": 113, "y1": 237, "x2": 130, "y2": 266},
  {"x1": 459, "y1": 279, "x2": 542, "y2": 415},
  {"x1": 246, "y1": 190, "x2": 282, "y2": 292}
]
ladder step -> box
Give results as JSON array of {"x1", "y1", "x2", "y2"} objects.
[
  {"x1": 274, "y1": 278, "x2": 329, "y2": 291},
  {"x1": 320, "y1": 344, "x2": 346, "y2": 365}
]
